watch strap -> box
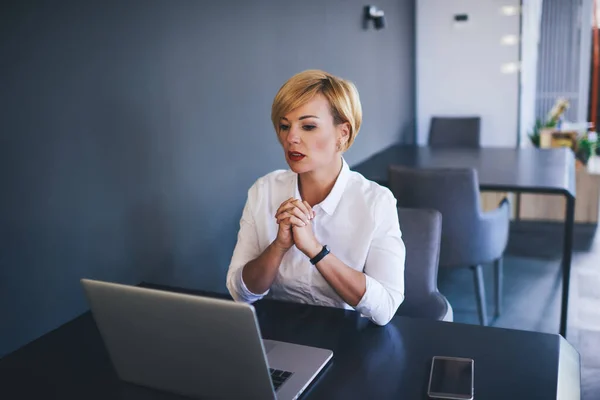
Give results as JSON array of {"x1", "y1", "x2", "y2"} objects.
[{"x1": 309, "y1": 245, "x2": 330, "y2": 265}]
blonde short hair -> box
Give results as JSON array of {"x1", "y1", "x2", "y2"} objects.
[{"x1": 271, "y1": 70, "x2": 362, "y2": 152}]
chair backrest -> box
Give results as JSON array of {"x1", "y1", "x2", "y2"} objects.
[
  {"x1": 388, "y1": 166, "x2": 482, "y2": 268},
  {"x1": 428, "y1": 116, "x2": 481, "y2": 148},
  {"x1": 395, "y1": 207, "x2": 447, "y2": 320}
]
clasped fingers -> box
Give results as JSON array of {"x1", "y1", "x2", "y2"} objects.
[
  {"x1": 275, "y1": 198, "x2": 315, "y2": 223},
  {"x1": 276, "y1": 207, "x2": 310, "y2": 226}
]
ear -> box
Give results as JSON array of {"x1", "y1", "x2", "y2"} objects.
[{"x1": 337, "y1": 122, "x2": 351, "y2": 146}]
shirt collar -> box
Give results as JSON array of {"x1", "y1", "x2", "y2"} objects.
[{"x1": 292, "y1": 158, "x2": 351, "y2": 216}]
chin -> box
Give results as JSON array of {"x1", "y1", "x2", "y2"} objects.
[
  {"x1": 286, "y1": 158, "x2": 314, "y2": 174},
  {"x1": 287, "y1": 162, "x2": 312, "y2": 174}
]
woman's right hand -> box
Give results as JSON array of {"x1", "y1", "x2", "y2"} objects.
[{"x1": 273, "y1": 198, "x2": 314, "y2": 251}]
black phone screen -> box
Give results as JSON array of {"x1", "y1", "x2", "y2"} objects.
[{"x1": 428, "y1": 357, "x2": 473, "y2": 398}]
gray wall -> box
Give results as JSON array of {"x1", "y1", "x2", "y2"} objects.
[{"x1": 0, "y1": 0, "x2": 416, "y2": 357}]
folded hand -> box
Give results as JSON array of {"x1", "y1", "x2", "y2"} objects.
[{"x1": 274, "y1": 199, "x2": 320, "y2": 257}]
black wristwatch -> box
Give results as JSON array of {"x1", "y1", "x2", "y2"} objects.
[{"x1": 309, "y1": 245, "x2": 330, "y2": 265}]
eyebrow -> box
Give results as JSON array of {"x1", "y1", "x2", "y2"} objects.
[{"x1": 280, "y1": 115, "x2": 319, "y2": 121}]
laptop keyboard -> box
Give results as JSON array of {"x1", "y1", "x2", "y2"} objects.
[{"x1": 269, "y1": 368, "x2": 293, "y2": 391}]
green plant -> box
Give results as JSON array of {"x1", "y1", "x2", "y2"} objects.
[
  {"x1": 529, "y1": 98, "x2": 570, "y2": 147},
  {"x1": 527, "y1": 98, "x2": 598, "y2": 165},
  {"x1": 576, "y1": 135, "x2": 598, "y2": 165},
  {"x1": 528, "y1": 118, "x2": 556, "y2": 147}
]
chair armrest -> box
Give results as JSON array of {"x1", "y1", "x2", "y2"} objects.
[
  {"x1": 427, "y1": 292, "x2": 450, "y2": 321},
  {"x1": 395, "y1": 292, "x2": 449, "y2": 321},
  {"x1": 481, "y1": 197, "x2": 510, "y2": 219},
  {"x1": 476, "y1": 197, "x2": 511, "y2": 261}
]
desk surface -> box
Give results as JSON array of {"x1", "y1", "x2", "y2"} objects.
[
  {"x1": 353, "y1": 145, "x2": 576, "y2": 197},
  {"x1": 0, "y1": 285, "x2": 580, "y2": 400}
]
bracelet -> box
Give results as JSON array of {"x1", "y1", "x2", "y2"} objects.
[{"x1": 309, "y1": 245, "x2": 330, "y2": 265}]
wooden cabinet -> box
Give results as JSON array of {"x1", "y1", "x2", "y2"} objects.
[{"x1": 480, "y1": 157, "x2": 600, "y2": 223}]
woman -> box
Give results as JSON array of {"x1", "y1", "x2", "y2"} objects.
[{"x1": 226, "y1": 69, "x2": 405, "y2": 326}]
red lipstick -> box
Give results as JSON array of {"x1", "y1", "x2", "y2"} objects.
[{"x1": 288, "y1": 151, "x2": 306, "y2": 162}]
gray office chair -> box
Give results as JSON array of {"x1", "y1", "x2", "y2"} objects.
[
  {"x1": 388, "y1": 166, "x2": 510, "y2": 326},
  {"x1": 428, "y1": 116, "x2": 481, "y2": 148},
  {"x1": 395, "y1": 207, "x2": 452, "y2": 322}
]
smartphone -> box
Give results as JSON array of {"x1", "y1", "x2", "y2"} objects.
[{"x1": 427, "y1": 356, "x2": 474, "y2": 400}]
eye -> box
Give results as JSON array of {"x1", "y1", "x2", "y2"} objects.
[
  {"x1": 303, "y1": 125, "x2": 316, "y2": 131},
  {"x1": 279, "y1": 124, "x2": 290, "y2": 131}
]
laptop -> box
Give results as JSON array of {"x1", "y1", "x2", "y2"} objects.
[{"x1": 81, "y1": 279, "x2": 333, "y2": 400}]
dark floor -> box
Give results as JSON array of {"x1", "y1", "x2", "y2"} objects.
[{"x1": 438, "y1": 225, "x2": 600, "y2": 400}]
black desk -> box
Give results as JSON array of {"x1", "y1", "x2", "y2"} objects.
[
  {"x1": 353, "y1": 145, "x2": 577, "y2": 337},
  {"x1": 0, "y1": 285, "x2": 581, "y2": 400}
]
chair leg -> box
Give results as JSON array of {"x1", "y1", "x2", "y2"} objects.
[
  {"x1": 494, "y1": 258, "x2": 503, "y2": 318},
  {"x1": 471, "y1": 265, "x2": 488, "y2": 326}
]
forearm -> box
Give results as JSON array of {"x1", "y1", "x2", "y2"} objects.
[
  {"x1": 312, "y1": 250, "x2": 366, "y2": 307},
  {"x1": 309, "y1": 245, "x2": 403, "y2": 325},
  {"x1": 318, "y1": 254, "x2": 402, "y2": 324},
  {"x1": 241, "y1": 242, "x2": 288, "y2": 294}
]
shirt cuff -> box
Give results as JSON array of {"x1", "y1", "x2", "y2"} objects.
[
  {"x1": 233, "y1": 266, "x2": 269, "y2": 303},
  {"x1": 354, "y1": 274, "x2": 400, "y2": 326}
]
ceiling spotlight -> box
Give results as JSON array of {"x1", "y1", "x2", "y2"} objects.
[
  {"x1": 501, "y1": 6, "x2": 520, "y2": 16},
  {"x1": 500, "y1": 35, "x2": 519, "y2": 46},
  {"x1": 501, "y1": 62, "x2": 520, "y2": 74}
]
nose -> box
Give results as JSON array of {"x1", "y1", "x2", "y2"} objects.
[{"x1": 286, "y1": 125, "x2": 301, "y2": 145}]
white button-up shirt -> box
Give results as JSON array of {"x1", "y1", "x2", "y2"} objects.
[{"x1": 226, "y1": 158, "x2": 405, "y2": 325}]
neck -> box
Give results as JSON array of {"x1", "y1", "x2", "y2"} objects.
[{"x1": 298, "y1": 156, "x2": 343, "y2": 207}]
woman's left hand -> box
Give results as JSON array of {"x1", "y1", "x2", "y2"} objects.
[{"x1": 291, "y1": 201, "x2": 322, "y2": 259}]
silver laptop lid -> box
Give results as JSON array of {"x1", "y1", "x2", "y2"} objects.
[{"x1": 81, "y1": 279, "x2": 276, "y2": 400}]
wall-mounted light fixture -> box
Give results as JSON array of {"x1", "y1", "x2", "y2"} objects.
[{"x1": 364, "y1": 5, "x2": 386, "y2": 30}]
